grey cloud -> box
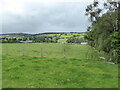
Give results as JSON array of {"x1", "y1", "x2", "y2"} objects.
[{"x1": 2, "y1": 2, "x2": 91, "y2": 34}]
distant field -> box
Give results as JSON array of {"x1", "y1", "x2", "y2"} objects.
[
  {"x1": 0, "y1": 33, "x2": 86, "y2": 44},
  {"x1": 2, "y1": 43, "x2": 118, "y2": 88}
]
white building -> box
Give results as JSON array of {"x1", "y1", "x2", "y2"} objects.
[{"x1": 81, "y1": 42, "x2": 88, "y2": 45}]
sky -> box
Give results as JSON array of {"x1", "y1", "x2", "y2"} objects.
[{"x1": 1, "y1": 0, "x2": 106, "y2": 34}]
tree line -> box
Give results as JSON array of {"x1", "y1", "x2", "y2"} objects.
[
  {"x1": 85, "y1": 0, "x2": 120, "y2": 63},
  {"x1": 0, "y1": 33, "x2": 86, "y2": 44}
]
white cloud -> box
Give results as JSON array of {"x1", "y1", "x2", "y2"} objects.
[
  {"x1": 0, "y1": 1, "x2": 2, "y2": 33},
  {"x1": 3, "y1": 0, "x2": 107, "y2": 15},
  {"x1": 2, "y1": 0, "x2": 24, "y2": 14}
]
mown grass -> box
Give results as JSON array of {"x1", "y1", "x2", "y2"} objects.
[{"x1": 2, "y1": 43, "x2": 118, "y2": 88}]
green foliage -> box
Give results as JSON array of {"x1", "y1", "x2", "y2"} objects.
[
  {"x1": 111, "y1": 32, "x2": 120, "y2": 52},
  {"x1": 85, "y1": 1, "x2": 102, "y2": 22},
  {"x1": 110, "y1": 32, "x2": 120, "y2": 63},
  {"x1": 0, "y1": 38, "x2": 21, "y2": 43},
  {"x1": 85, "y1": 1, "x2": 119, "y2": 63},
  {"x1": 66, "y1": 37, "x2": 81, "y2": 44},
  {"x1": 0, "y1": 33, "x2": 86, "y2": 44}
]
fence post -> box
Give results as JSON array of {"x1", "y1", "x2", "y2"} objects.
[
  {"x1": 6, "y1": 46, "x2": 9, "y2": 56},
  {"x1": 41, "y1": 48, "x2": 43, "y2": 57},
  {"x1": 86, "y1": 50, "x2": 89, "y2": 60},
  {"x1": 22, "y1": 47, "x2": 24, "y2": 56},
  {"x1": 63, "y1": 48, "x2": 66, "y2": 58}
]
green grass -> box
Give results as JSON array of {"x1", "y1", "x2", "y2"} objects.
[
  {"x1": 2, "y1": 43, "x2": 118, "y2": 88},
  {"x1": 20, "y1": 40, "x2": 32, "y2": 43},
  {"x1": 2, "y1": 43, "x2": 98, "y2": 59},
  {"x1": 58, "y1": 39, "x2": 67, "y2": 43},
  {"x1": 0, "y1": 44, "x2": 2, "y2": 89}
]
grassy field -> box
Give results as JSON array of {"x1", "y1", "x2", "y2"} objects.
[
  {"x1": 0, "y1": 44, "x2": 2, "y2": 89},
  {"x1": 2, "y1": 43, "x2": 99, "y2": 59},
  {"x1": 2, "y1": 43, "x2": 118, "y2": 88}
]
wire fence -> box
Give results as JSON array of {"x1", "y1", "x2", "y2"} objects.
[{"x1": 2, "y1": 44, "x2": 101, "y2": 61}]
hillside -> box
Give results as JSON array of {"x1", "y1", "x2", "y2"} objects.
[{"x1": 0, "y1": 32, "x2": 86, "y2": 44}]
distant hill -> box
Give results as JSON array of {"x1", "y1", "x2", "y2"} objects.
[
  {"x1": 0, "y1": 32, "x2": 86, "y2": 36},
  {"x1": 0, "y1": 32, "x2": 87, "y2": 43}
]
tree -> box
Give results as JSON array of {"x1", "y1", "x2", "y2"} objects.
[
  {"x1": 85, "y1": 1, "x2": 102, "y2": 22},
  {"x1": 85, "y1": 0, "x2": 119, "y2": 63}
]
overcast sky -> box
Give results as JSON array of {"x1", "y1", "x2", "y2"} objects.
[{"x1": 1, "y1": 0, "x2": 105, "y2": 34}]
